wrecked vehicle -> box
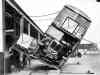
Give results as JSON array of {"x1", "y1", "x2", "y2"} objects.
[{"x1": 39, "y1": 5, "x2": 91, "y2": 68}]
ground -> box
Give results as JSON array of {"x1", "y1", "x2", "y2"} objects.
[{"x1": 5, "y1": 51, "x2": 100, "y2": 75}]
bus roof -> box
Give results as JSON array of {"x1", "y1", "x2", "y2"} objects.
[{"x1": 64, "y1": 5, "x2": 91, "y2": 22}]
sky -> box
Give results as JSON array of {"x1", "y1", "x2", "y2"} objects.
[{"x1": 0, "y1": 0, "x2": 100, "y2": 52}]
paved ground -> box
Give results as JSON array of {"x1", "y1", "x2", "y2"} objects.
[{"x1": 5, "y1": 51, "x2": 100, "y2": 75}]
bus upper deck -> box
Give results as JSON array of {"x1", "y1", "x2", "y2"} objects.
[{"x1": 5, "y1": 0, "x2": 44, "y2": 51}]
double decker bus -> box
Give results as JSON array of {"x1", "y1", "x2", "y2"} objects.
[
  {"x1": 39, "y1": 5, "x2": 91, "y2": 69},
  {"x1": 4, "y1": 0, "x2": 44, "y2": 72}
]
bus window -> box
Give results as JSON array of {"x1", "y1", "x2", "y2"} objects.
[
  {"x1": 5, "y1": 12, "x2": 14, "y2": 29},
  {"x1": 62, "y1": 17, "x2": 78, "y2": 33},
  {"x1": 73, "y1": 24, "x2": 87, "y2": 39},
  {"x1": 23, "y1": 18, "x2": 28, "y2": 34},
  {"x1": 30, "y1": 24, "x2": 38, "y2": 39},
  {"x1": 46, "y1": 26, "x2": 64, "y2": 41},
  {"x1": 50, "y1": 41, "x2": 57, "y2": 49},
  {"x1": 76, "y1": 27, "x2": 85, "y2": 38}
]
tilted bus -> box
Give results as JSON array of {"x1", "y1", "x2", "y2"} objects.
[{"x1": 38, "y1": 5, "x2": 91, "y2": 69}]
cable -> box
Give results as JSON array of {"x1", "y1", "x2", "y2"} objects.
[
  {"x1": 30, "y1": 11, "x2": 59, "y2": 18},
  {"x1": 32, "y1": 18, "x2": 55, "y2": 21}
]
